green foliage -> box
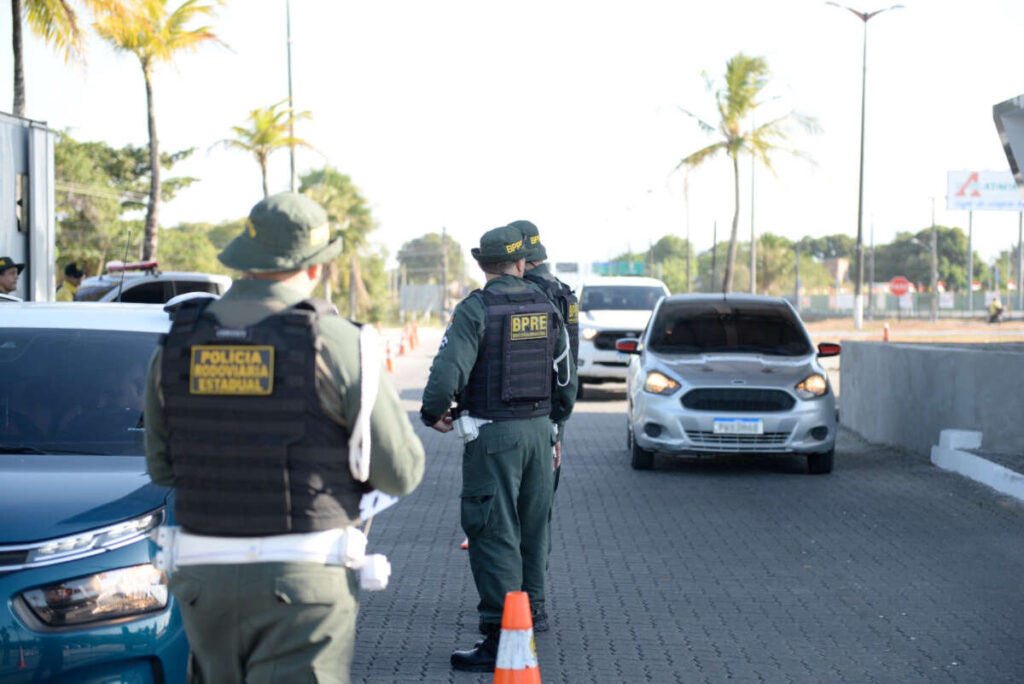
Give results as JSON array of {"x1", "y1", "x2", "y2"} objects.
[
  {"x1": 396, "y1": 232, "x2": 466, "y2": 285},
  {"x1": 54, "y1": 131, "x2": 195, "y2": 271},
  {"x1": 216, "y1": 100, "x2": 313, "y2": 196},
  {"x1": 796, "y1": 234, "x2": 856, "y2": 260},
  {"x1": 872, "y1": 226, "x2": 977, "y2": 290},
  {"x1": 157, "y1": 223, "x2": 227, "y2": 274},
  {"x1": 299, "y1": 167, "x2": 375, "y2": 255}
]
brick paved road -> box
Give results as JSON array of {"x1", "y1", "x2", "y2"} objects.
[{"x1": 353, "y1": 329, "x2": 1024, "y2": 683}]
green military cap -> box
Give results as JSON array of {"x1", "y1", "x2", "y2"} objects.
[
  {"x1": 218, "y1": 192, "x2": 343, "y2": 272},
  {"x1": 0, "y1": 256, "x2": 25, "y2": 273},
  {"x1": 508, "y1": 220, "x2": 546, "y2": 262},
  {"x1": 471, "y1": 225, "x2": 527, "y2": 263}
]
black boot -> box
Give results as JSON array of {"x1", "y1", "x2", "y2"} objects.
[
  {"x1": 532, "y1": 608, "x2": 549, "y2": 633},
  {"x1": 451, "y1": 632, "x2": 499, "y2": 672}
]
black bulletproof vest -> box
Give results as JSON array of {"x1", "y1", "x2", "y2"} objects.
[
  {"x1": 159, "y1": 298, "x2": 364, "y2": 536},
  {"x1": 524, "y1": 271, "x2": 579, "y2": 364},
  {"x1": 458, "y1": 287, "x2": 557, "y2": 420}
]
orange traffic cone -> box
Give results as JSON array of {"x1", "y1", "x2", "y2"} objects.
[
  {"x1": 493, "y1": 591, "x2": 541, "y2": 684},
  {"x1": 883, "y1": 323, "x2": 890, "y2": 342},
  {"x1": 411, "y1": 322, "x2": 420, "y2": 348},
  {"x1": 398, "y1": 331, "x2": 407, "y2": 356},
  {"x1": 459, "y1": 537, "x2": 469, "y2": 550},
  {"x1": 385, "y1": 340, "x2": 394, "y2": 373}
]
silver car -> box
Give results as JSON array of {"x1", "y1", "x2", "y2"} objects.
[{"x1": 621, "y1": 294, "x2": 840, "y2": 474}]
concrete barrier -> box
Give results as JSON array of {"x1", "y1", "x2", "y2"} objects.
[{"x1": 840, "y1": 341, "x2": 1024, "y2": 456}]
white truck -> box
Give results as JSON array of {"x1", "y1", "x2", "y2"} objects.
[{"x1": 0, "y1": 111, "x2": 56, "y2": 301}]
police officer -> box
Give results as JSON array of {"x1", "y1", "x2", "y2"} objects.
[
  {"x1": 55, "y1": 262, "x2": 85, "y2": 301},
  {"x1": 510, "y1": 220, "x2": 578, "y2": 619},
  {"x1": 0, "y1": 256, "x2": 24, "y2": 298},
  {"x1": 420, "y1": 225, "x2": 576, "y2": 672},
  {"x1": 144, "y1": 192, "x2": 425, "y2": 683}
]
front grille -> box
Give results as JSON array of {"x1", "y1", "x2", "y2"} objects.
[
  {"x1": 686, "y1": 430, "x2": 791, "y2": 447},
  {"x1": 681, "y1": 388, "x2": 795, "y2": 412},
  {"x1": 594, "y1": 330, "x2": 638, "y2": 351}
]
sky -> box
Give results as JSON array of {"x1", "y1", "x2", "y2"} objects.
[{"x1": 3, "y1": 0, "x2": 1024, "y2": 270}]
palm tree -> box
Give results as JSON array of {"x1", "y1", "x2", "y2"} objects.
[
  {"x1": 94, "y1": 0, "x2": 221, "y2": 260},
  {"x1": 214, "y1": 101, "x2": 313, "y2": 197},
  {"x1": 11, "y1": 0, "x2": 113, "y2": 116},
  {"x1": 678, "y1": 53, "x2": 817, "y2": 293},
  {"x1": 299, "y1": 167, "x2": 375, "y2": 317}
]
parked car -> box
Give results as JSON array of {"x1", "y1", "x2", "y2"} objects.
[
  {"x1": 75, "y1": 260, "x2": 231, "y2": 304},
  {"x1": 0, "y1": 302, "x2": 188, "y2": 683},
  {"x1": 576, "y1": 276, "x2": 669, "y2": 397},
  {"x1": 620, "y1": 294, "x2": 840, "y2": 474}
]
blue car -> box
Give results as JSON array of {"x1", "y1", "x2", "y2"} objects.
[{"x1": 0, "y1": 303, "x2": 188, "y2": 683}]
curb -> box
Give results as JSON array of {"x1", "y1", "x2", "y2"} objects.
[{"x1": 930, "y1": 430, "x2": 1024, "y2": 503}]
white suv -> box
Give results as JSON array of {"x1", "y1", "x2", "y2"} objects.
[
  {"x1": 75, "y1": 261, "x2": 231, "y2": 304},
  {"x1": 576, "y1": 276, "x2": 669, "y2": 396}
]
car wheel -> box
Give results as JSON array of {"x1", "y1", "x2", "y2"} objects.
[
  {"x1": 628, "y1": 425, "x2": 654, "y2": 470},
  {"x1": 807, "y1": 449, "x2": 834, "y2": 475}
]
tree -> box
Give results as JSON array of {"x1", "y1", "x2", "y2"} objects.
[
  {"x1": 95, "y1": 0, "x2": 221, "y2": 261},
  {"x1": 54, "y1": 131, "x2": 196, "y2": 270},
  {"x1": 11, "y1": 0, "x2": 83, "y2": 116},
  {"x1": 796, "y1": 234, "x2": 856, "y2": 261},
  {"x1": 214, "y1": 100, "x2": 313, "y2": 197},
  {"x1": 396, "y1": 233, "x2": 466, "y2": 285},
  {"x1": 678, "y1": 53, "x2": 817, "y2": 293},
  {"x1": 873, "y1": 226, "x2": 974, "y2": 291},
  {"x1": 299, "y1": 167, "x2": 378, "y2": 317}
]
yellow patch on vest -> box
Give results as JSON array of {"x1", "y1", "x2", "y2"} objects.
[
  {"x1": 509, "y1": 312, "x2": 548, "y2": 340},
  {"x1": 567, "y1": 302, "x2": 579, "y2": 324},
  {"x1": 189, "y1": 345, "x2": 274, "y2": 395}
]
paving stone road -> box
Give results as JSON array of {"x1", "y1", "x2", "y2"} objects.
[{"x1": 352, "y1": 328, "x2": 1024, "y2": 683}]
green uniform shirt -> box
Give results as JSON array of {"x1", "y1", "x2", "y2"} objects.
[
  {"x1": 526, "y1": 262, "x2": 575, "y2": 441},
  {"x1": 420, "y1": 274, "x2": 577, "y2": 425},
  {"x1": 144, "y1": 278, "x2": 425, "y2": 497}
]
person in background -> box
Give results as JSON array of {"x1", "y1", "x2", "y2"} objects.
[
  {"x1": 0, "y1": 257, "x2": 25, "y2": 299},
  {"x1": 56, "y1": 262, "x2": 85, "y2": 301}
]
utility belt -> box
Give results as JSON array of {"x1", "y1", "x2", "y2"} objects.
[
  {"x1": 453, "y1": 411, "x2": 561, "y2": 447},
  {"x1": 151, "y1": 525, "x2": 391, "y2": 591}
]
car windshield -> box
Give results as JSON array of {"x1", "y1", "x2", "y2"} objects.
[
  {"x1": 0, "y1": 328, "x2": 159, "y2": 455},
  {"x1": 647, "y1": 301, "x2": 813, "y2": 356},
  {"x1": 580, "y1": 286, "x2": 665, "y2": 311}
]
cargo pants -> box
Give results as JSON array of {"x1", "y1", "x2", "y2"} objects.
[
  {"x1": 168, "y1": 562, "x2": 358, "y2": 684},
  {"x1": 461, "y1": 416, "x2": 554, "y2": 629}
]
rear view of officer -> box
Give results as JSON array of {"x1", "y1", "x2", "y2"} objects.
[
  {"x1": 420, "y1": 225, "x2": 576, "y2": 672},
  {"x1": 144, "y1": 192, "x2": 425, "y2": 683}
]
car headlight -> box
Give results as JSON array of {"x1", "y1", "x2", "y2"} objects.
[
  {"x1": 795, "y1": 373, "x2": 828, "y2": 398},
  {"x1": 643, "y1": 371, "x2": 681, "y2": 395},
  {"x1": 27, "y1": 510, "x2": 164, "y2": 566},
  {"x1": 21, "y1": 564, "x2": 168, "y2": 626},
  {"x1": 581, "y1": 327, "x2": 598, "y2": 341}
]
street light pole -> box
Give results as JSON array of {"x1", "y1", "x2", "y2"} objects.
[
  {"x1": 827, "y1": 2, "x2": 904, "y2": 330},
  {"x1": 286, "y1": 0, "x2": 296, "y2": 192}
]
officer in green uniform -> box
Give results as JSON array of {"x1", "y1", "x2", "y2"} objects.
[
  {"x1": 510, "y1": 220, "x2": 579, "y2": 612},
  {"x1": 420, "y1": 225, "x2": 576, "y2": 672},
  {"x1": 144, "y1": 192, "x2": 425, "y2": 684}
]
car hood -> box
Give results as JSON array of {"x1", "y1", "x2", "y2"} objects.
[
  {"x1": 0, "y1": 454, "x2": 167, "y2": 544},
  {"x1": 651, "y1": 352, "x2": 819, "y2": 389},
  {"x1": 579, "y1": 309, "x2": 654, "y2": 330}
]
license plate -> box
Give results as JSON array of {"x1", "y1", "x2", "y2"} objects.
[{"x1": 713, "y1": 418, "x2": 763, "y2": 435}]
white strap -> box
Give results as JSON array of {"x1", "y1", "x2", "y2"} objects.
[
  {"x1": 553, "y1": 327, "x2": 572, "y2": 387},
  {"x1": 348, "y1": 325, "x2": 381, "y2": 482}
]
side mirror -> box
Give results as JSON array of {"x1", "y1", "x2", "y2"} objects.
[
  {"x1": 616, "y1": 338, "x2": 640, "y2": 354},
  {"x1": 817, "y1": 342, "x2": 841, "y2": 357}
]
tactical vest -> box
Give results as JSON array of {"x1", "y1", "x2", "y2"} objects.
[
  {"x1": 524, "y1": 271, "x2": 579, "y2": 364},
  {"x1": 458, "y1": 288, "x2": 557, "y2": 420},
  {"x1": 158, "y1": 298, "x2": 364, "y2": 537}
]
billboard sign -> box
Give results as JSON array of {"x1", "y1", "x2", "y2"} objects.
[{"x1": 946, "y1": 170, "x2": 1024, "y2": 211}]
